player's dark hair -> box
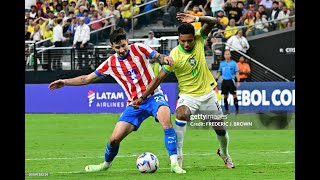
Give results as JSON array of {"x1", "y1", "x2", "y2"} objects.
[
  {"x1": 109, "y1": 28, "x2": 127, "y2": 44},
  {"x1": 178, "y1": 23, "x2": 195, "y2": 36}
]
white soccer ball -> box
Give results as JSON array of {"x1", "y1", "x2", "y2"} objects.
[{"x1": 136, "y1": 152, "x2": 159, "y2": 173}]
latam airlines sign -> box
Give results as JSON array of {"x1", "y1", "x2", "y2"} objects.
[{"x1": 25, "y1": 82, "x2": 294, "y2": 113}]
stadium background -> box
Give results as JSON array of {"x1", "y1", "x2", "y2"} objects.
[{"x1": 25, "y1": 0, "x2": 295, "y2": 179}]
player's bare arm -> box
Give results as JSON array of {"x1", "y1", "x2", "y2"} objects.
[
  {"x1": 150, "y1": 52, "x2": 174, "y2": 66},
  {"x1": 132, "y1": 70, "x2": 168, "y2": 108},
  {"x1": 176, "y1": 13, "x2": 218, "y2": 35},
  {"x1": 48, "y1": 72, "x2": 102, "y2": 90}
]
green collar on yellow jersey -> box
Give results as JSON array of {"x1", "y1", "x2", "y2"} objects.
[{"x1": 178, "y1": 44, "x2": 195, "y2": 54}]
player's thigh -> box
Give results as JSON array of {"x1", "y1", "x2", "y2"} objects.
[
  {"x1": 176, "y1": 94, "x2": 201, "y2": 114},
  {"x1": 110, "y1": 121, "x2": 135, "y2": 144},
  {"x1": 221, "y1": 80, "x2": 228, "y2": 95},
  {"x1": 229, "y1": 80, "x2": 237, "y2": 95},
  {"x1": 147, "y1": 94, "x2": 172, "y2": 129},
  {"x1": 119, "y1": 105, "x2": 150, "y2": 131},
  {"x1": 199, "y1": 92, "x2": 223, "y2": 116},
  {"x1": 156, "y1": 105, "x2": 172, "y2": 129}
]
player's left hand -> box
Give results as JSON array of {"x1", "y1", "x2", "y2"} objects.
[
  {"x1": 236, "y1": 82, "x2": 240, "y2": 88},
  {"x1": 176, "y1": 13, "x2": 195, "y2": 23},
  {"x1": 163, "y1": 56, "x2": 174, "y2": 66},
  {"x1": 132, "y1": 98, "x2": 143, "y2": 109}
]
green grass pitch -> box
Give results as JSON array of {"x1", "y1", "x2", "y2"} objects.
[{"x1": 25, "y1": 113, "x2": 295, "y2": 180}]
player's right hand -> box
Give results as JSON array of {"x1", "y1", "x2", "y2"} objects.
[
  {"x1": 132, "y1": 98, "x2": 143, "y2": 109},
  {"x1": 48, "y1": 79, "x2": 65, "y2": 90}
]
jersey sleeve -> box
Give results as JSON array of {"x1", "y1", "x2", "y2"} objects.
[
  {"x1": 218, "y1": 62, "x2": 223, "y2": 73},
  {"x1": 162, "y1": 49, "x2": 178, "y2": 74},
  {"x1": 195, "y1": 28, "x2": 208, "y2": 44},
  {"x1": 94, "y1": 56, "x2": 112, "y2": 79},
  {"x1": 135, "y1": 43, "x2": 157, "y2": 59}
]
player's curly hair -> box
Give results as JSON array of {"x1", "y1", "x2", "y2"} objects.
[
  {"x1": 110, "y1": 27, "x2": 127, "y2": 44},
  {"x1": 178, "y1": 23, "x2": 195, "y2": 36}
]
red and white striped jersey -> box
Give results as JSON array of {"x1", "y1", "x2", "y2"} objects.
[{"x1": 94, "y1": 43, "x2": 163, "y2": 105}]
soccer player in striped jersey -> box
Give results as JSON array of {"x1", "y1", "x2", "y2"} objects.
[
  {"x1": 132, "y1": 14, "x2": 235, "y2": 169},
  {"x1": 48, "y1": 28, "x2": 186, "y2": 173}
]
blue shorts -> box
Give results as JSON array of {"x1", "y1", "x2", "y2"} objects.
[{"x1": 118, "y1": 94, "x2": 169, "y2": 131}]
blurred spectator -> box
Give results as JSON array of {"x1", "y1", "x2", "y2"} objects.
[
  {"x1": 117, "y1": 0, "x2": 132, "y2": 32},
  {"x1": 27, "y1": 19, "x2": 35, "y2": 33},
  {"x1": 90, "y1": 10, "x2": 108, "y2": 44},
  {"x1": 268, "y1": 1, "x2": 280, "y2": 31},
  {"x1": 29, "y1": 5, "x2": 37, "y2": 19},
  {"x1": 25, "y1": 25, "x2": 31, "y2": 40},
  {"x1": 68, "y1": 11, "x2": 75, "y2": 19},
  {"x1": 59, "y1": 10, "x2": 69, "y2": 22},
  {"x1": 216, "y1": 10, "x2": 229, "y2": 30},
  {"x1": 54, "y1": 4, "x2": 63, "y2": 16},
  {"x1": 69, "y1": 1, "x2": 77, "y2": 13},
  {"x1": 282, "y1": 0, "x2": 295, "y2": 10},
  {"x1": 251, "y1": 11, "x2": 268, "y2": 35},
  {"x1": 30, "y1": 25, "x2": 43, "y2": 42},
  {"x1": 131, "y1": 0, "x2": 140, "y2": 29},
  {"x1": 105, "y1": 3, "x2": 121, "y2": 33},
  {"x1": 61, "y1": 0, "x2": 70, "y2": 15},
  {"x1": 243, "y1": 9, "x2": 255, "y2": 36},
  {"x1": 45, "y1": 10, "x2": 56, "y2": 29},
  {"x1": 144, "y1": 31, "x2": 161, "y2": 76},
  {"x1": 224, "y1": 18, "x2": 238, "y2": 39},
  {"x1": 34, "y1": 17, "x2": 48, "y2": 33},
  {"x1": 237, "y1": 1, "x2": 247, "y2": 17},
  {"x1": 167, "y1": 0, "x2": 184, "y2": 25},
  {"x1": 88, "y1": 4, "x2": 96, "y2": 16},
  {"x1": 237, "y1": 56, "x2": 251, "y2": 82},
  {"x1": 36, "y1": 0, "x2": 43, "y2": 10},
  {"x1": 72, "y1": 17, "x2": 91, "y2": 69},
  {"x1": 36, "y1": 9, "x2": 45, "y2": 18},
  {"x1": 83, "y1": 10, "x2": 91, "y2": 24},
  {"x1": 259, "y1": 0, "x2": 272, "y2": 12},
  {"x1": 41, "y1": 0, "x2": 54, "y2": 14},
  {"x1": 226, "y1": 28, "x2": 250, "y2": 57},
  {"x1": 25, "y1": 12, "x2": 30, "y2": 20},
  {"x1": 43, "y1": 25, "x2": 54, "y2": 47},
  {"x1": 144, "y1": 31, "x2": 160, "y2": 46},
  {"x1": 77, "y1": 5, "x2": 87, "y2": 17},
  {"x1": 141, "y1": 0, "x2": 158, "y2": 25},
  {"x1": 224, "y1": 0, "x2": 243, "y2": 26},
  {"x1": 210, "y1": 0, "x2": 225, "y2": 16},
  {"x1": 257, "y1": 5, "x2": 268, "y2": 19},
  {"x1": 184, "y1": 1, "x2": 206, "y2": 31},
  {"x1": 67, "y1": 17, "x2": 78, "y2": 40},
  {"x1": 277, "y1": 4, "x2": 291, "y2": 29},
  {"x1": 53, "y1": 17, "x2": 68, "y2": 70},
  {"x1": 98, "y1": 2, "x2": 107, "y2": 17}
]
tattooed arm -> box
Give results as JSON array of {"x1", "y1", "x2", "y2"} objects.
[
  {"x1": 48, "y1": 72, "x2": 101, "y2": 90},
  {"x1": 150, "y1": 52, "x2": 174, "y2": 66}
]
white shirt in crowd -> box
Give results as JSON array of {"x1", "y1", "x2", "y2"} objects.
[
  {"x1": 144, "y1": 38, "x2": 159, "y2": 46},
  {"x1": 53, "y1": 24, "x2": 67, "y2": 42},
  {"x1": 29, "y1": 11, "x2": 37, "y2": 18},
  {"x1": 277, "y1": 10, "x2": 291, "y2": 23},
  {"x1": 226, "y1": 35, "x2": 250, "y2": 53},
  {"x1": 105, "y1": 10, "x2": 121, "y2": 25},
  {"x1": 73, "y1": 24, "x2": 90, "y2": 45},
  {"x1": 210, "y1": 0, "x2": 225, "y2": 9},
  {"x1": 30, "y1": 31, "x2": 42, "y2": 41},
  {"x1": 259, "y1": 0, "x2": 273, "y2": 9}
]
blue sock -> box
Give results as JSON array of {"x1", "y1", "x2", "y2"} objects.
[
  {"x1": 164, "y1": 127, "x2": 178, "y2": 156},
  {"x1": 104, "y1": 143, "x2": 120, "y2": 162}
]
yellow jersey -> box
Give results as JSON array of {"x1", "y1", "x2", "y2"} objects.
[{"x1": 162, "y1": 29, "x2": 217, "y2": 96}]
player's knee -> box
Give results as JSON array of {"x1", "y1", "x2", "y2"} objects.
[
  {"x1": 176, "y1": 106, "x2": 191, "y2": 121},
  {"x1": 109, "y1": 136, "x2": 122, "y2": 146}
]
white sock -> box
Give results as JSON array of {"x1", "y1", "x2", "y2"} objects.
[
  {"x1": 103, "y1": 161, "x2": 111, "y2": 168},
  {"x1": 170, "y1": 154, "x2": 178, "y2": 164},
  {"x1": 174, "y1": 119, "x2": 187, "y2": 157},
  {"x1": 216, "y1": 132, "x2": 229, "y2": 155}
]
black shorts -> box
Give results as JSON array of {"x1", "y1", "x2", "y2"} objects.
[{"x1": 221, "y1": 79, "x2": 236, "y2": 95}]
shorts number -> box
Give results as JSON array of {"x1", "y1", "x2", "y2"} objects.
[{"x1": 154, "y1": 96, "x2": 166, "y2": 103}]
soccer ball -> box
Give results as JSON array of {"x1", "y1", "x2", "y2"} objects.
[{"x1": 136, "y1": 152, "x2": 159, "y2": 173}]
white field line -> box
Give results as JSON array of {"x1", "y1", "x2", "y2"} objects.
[{"x1": 25, "y1": 151, "x2": 294, "y2": 161}]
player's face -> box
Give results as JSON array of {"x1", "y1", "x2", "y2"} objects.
[
  {"x1": 112, "y1": 39, "x2": 129, "y2": 58},
  {"x1": 178, "y1": 34, "x2": 195, "y2": 52}
]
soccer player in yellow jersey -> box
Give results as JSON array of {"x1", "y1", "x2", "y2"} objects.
[{"x1": 132, "y1": 13, "x2": 235, "y2": 169}]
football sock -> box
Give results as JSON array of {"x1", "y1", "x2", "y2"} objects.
[
  {"x1": 234, "y1": 97, "x2": 239, "y2": 112},
  {"x1": 164, "y1": 128, "x2": 178, "y2": 164},
  {"x1": 224, "y1": 98, "x2": 229, "y2": 111},
  {"x1": 104, "y1": 143, "x2": 119, "y2": 165},
  {"x1": 216, "y1": 131, "x2": 229, "y2": 155},
  {"x1": 174, "y1": 119, "x2": 187, "y2": 156}
]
